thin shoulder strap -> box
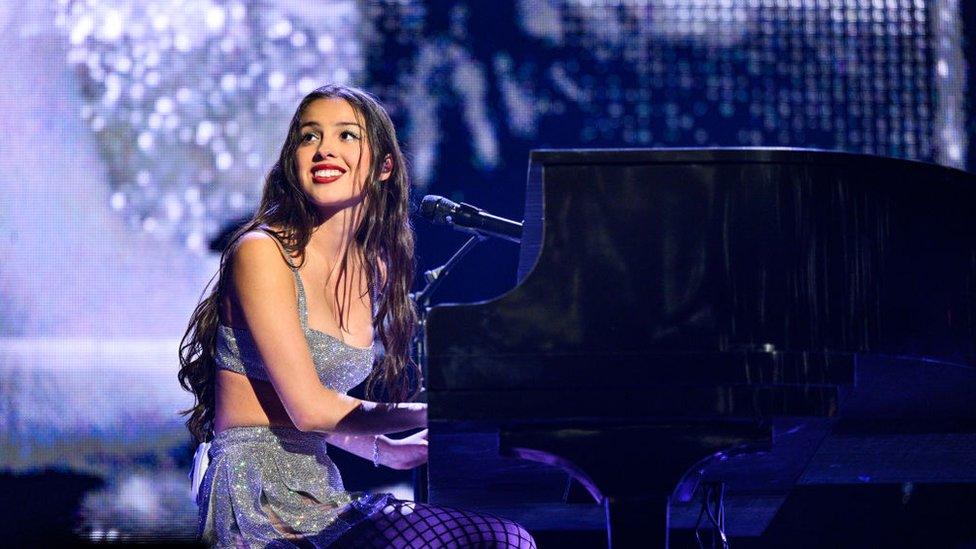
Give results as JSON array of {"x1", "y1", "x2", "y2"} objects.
[{"x1": 256, "y1": 226, "x2": 308, "y2": 329}]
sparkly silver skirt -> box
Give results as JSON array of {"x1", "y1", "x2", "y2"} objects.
[{"x1": 197, "y1": 425, "x2": 390, "y2": 548}]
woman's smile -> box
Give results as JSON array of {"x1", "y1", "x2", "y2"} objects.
[{"x1": 311, "y1": 163, "x2": 347, "y2": 184}]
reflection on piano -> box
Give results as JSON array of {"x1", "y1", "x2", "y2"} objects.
[{"x1": 422, "y1": 149, "x2": 976, "y2": 547}]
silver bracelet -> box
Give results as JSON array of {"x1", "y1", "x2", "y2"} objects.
[{"x1": 371, "y1": 436, "x2": 381, "y2": 467}]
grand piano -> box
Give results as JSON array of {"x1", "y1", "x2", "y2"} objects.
[{"x1": 421, "y1": 149, "x2": 976, "y2": 547}]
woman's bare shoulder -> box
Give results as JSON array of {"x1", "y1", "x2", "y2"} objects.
[
  {"x1": 220, "y1": 230, "x2": 296, "y2": 326},
  {"x1": 230, "y1": 227, "x2": 298, "y2": 271},
  {"x1": 221, "y1": 236, "x2": 293, "y2": 301}
]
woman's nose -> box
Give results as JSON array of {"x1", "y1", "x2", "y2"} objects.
[
  {"x1": 311, "y1": 140, "x2": 336, "y2": 162},
  {"x1": 311, "y1": 148, "x2": 334, "y2": 162}
]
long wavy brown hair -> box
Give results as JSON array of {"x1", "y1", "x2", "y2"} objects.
[{"x1": 177, "y1": 84, "x2": 420, "y2": 443}]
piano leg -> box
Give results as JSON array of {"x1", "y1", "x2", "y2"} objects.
[{"x1": 500, "y1": 422, "x2": 770, "y2": 548}]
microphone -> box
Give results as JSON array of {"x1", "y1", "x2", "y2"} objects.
[{"x1": 420, "y1": 195, "x2": 522, "y2": 243}]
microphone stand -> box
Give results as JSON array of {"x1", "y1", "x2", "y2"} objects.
[{"x1": 409, "y1": 234, "x2": 486, "y2": 503}]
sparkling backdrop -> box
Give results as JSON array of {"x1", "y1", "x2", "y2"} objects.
[
  {"x1": 378, "y1": 0, "x2": 966, "y2": 192},
  {"x1": 55, "y1": 0, "x2": 363, "y2": 252},
  {"x1": 43, "y1": 0, "x2": 973, "y2": 251}
]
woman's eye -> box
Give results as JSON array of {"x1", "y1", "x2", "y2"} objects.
[
  {"x1": 339, "y1": 130, "x2": 360, "y2": 141},
  {"x1": 300, "y1": 131, "x2": 319, "y2": 143}
]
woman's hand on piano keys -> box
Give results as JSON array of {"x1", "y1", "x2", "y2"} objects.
[{"x1": 379, "y1": 429, "x2": 429, "y2": 470}]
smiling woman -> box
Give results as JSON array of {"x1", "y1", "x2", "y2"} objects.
[
  {"x1": 177, "y1": 84, "x2": 535, "y2": 548},
  {"x1": 295, "y1": 98, "x2": 390, "y2": 215}
]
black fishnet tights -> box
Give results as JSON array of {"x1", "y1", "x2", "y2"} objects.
[{"x1": 332, "y1": 499, "x2": 536, "y2": 548}]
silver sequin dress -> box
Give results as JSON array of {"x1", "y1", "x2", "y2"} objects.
[{"x1": 196, "y1": 256, "x2": 393, "y2": 548}]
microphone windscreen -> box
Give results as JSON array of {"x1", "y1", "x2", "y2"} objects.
[
  {"x1": 420, "y1": 195, "x2": 440, "y2": 221},
  {"x1": 420, "y1": 195, "x2": 457, "y2": 224}
]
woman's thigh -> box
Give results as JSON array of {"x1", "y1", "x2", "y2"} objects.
[{"x1": 334, "y1": 499, "x2": 536, "y2": 548}]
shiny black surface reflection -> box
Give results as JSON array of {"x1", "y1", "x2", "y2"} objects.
[{"x1": 423, "y1": 149, "x2": 976, "y2": 545}]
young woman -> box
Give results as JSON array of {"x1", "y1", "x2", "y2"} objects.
[{"x1": 178, "y1": 85, "x2": 535, "y2": 547}]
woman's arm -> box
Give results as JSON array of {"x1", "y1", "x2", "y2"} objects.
[
  {"x1": 332, "y1": 401, "x2": 427, "y2": 435},
  {"x1": 230, "y1": 232, "x2": 425, "y2": 435},
  {"x1": 328, "y1": 430, "x2": 428, "y2": 470}
]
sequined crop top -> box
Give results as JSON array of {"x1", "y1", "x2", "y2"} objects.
[{"x1": 214, "y1": 234, "x2": 375, "y2": 394}]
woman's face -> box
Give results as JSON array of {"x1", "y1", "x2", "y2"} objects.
[{"x1": 294, "y1": 97, "x2": 386, "y2": 215}]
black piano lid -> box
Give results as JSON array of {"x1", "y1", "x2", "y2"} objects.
[
  {"x1": 525, "y1": 147, "x2": 974, "y2": 171},
  {"x1": 427, "y1": 147, "x2": 976, "y2": 408},
  {"x1": 520, "y1": 147, "x2": 975, "y2": 281}
]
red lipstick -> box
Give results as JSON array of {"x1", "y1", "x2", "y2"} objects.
[{"x1": 311, "y1": 163, "x2": 346, "y2": 184}]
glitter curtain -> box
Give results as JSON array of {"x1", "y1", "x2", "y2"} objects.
[{"x1": 55, "y1": 0, "x2": 365, "y2": 252}]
